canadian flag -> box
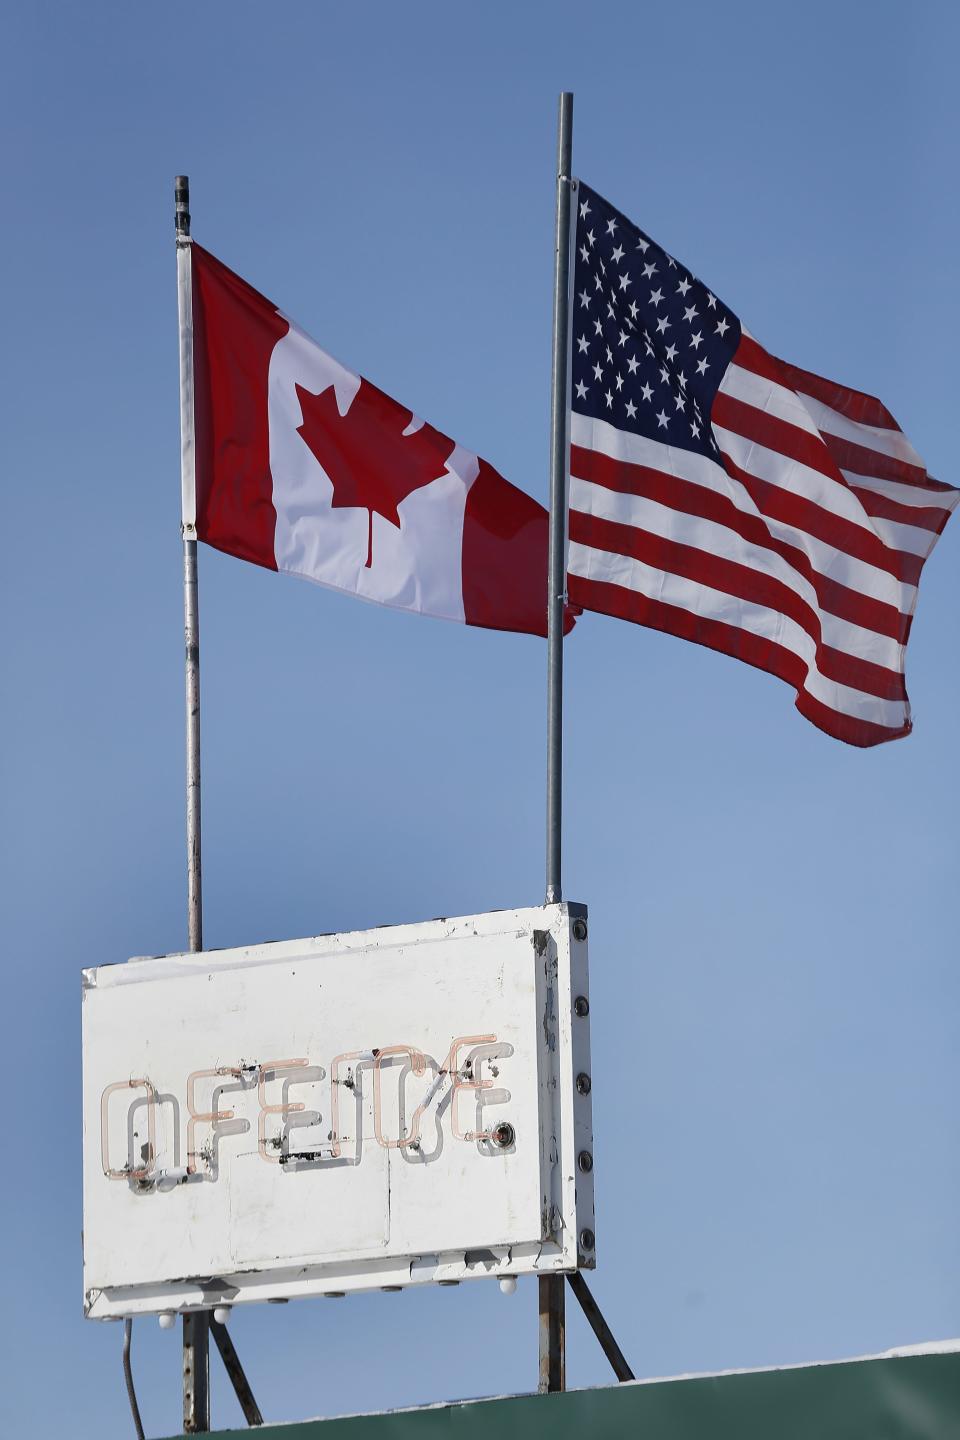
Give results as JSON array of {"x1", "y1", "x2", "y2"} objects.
[{"x1": 183, "y1": 243, "x2": 570, "y2": 636}]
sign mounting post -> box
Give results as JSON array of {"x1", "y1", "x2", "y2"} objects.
[
  {"x1": 542, "y1": 88, "x2": 574, "y2": 1395},
  {"x1": 175, "y1": 172, "x2": 210, "y2": 1435}
]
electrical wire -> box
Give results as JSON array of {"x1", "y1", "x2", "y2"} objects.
[{"x1": 122, "y1": 1317, "x2": 146, "y2": 1440}]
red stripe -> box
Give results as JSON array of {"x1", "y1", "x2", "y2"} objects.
[
  {"x1": 732, "y1": 334, "x2": 791, "y2": 386},
  {"x1": 461, "y1": 460, "x2": 577, "y2": 636},
  {"x1": 881, "y1": 473, "x2": 958, "y2": 497},
  {"x1": 773, "y1": 357, "x2": 901, "y2": 432},
  {"x1": 570, "y1": 445, "x2": 911, "y2": 644},
  {"x1": 191, "y1": 244, "x2": 287, "y2": 571},
  {"x1": 567, "y1": 573, "x2": 909, "y2": 749},
  {"x1": 733, "y1": 336, "x2": 949, "y2": 499},
  {"x1": 709, "y1": 417, "x2": 923, "y2": 588},
  {"x1": 816, "y1": 430, "x2": 931, "y2": 489},
  {"x1": 713, "y1": 390, "x2": 842, "y2": 485},
  {"x1": 845, "y1": 483, "x2": 954, "y2": 536},
  {"x1": 569, "y1": 509, "x2": 906, "y2": 702},
  {"x1": 794, "y1": 689, "x2": 908, "y2": 748}
]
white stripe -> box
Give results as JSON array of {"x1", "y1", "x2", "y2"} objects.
[
  {"x1": 571, "y1": 412, "x2": 913, "y2": 616},
  {"x1": 790, "y1": 387, "x2": 926, "y2": 470},
  {"x1": 568, "y1": 539, "x2": 907, "y2": 729},
  {"x1": 716, "y1": 374, "x2": 902, "y2": 539},
  {"x1": 721, "y1": 366, "x2": 936, "y2": 552},
  {"x1": 177, "y1": 239, "x2": 196, "y2": 535},
  {"x1": 841, "y1": 470, "x2": 960, "y2": 514},
  {"x1": 711, "y1": 423, "x2": 916, "y2": 611},
  {"x1": 571, "y1": 476, "x2": 903, "y2": 673},
  {"x1": 718, "y1": 368, "x2": 945, "y2": 560},
  {"x1": 722, "y1": 362, "x2": 823, "y2": 439},
  {"x1": 868, "y1": 515, "x2": 938, "y2": 559}
]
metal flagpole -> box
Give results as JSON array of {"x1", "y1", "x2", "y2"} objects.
[
  {"x1": 541, "y1": 89, "x2": 574, "y2": 1396},
  {"x1": 545, "y1": 93, "x2": 573, "y2": 909},
  {"x1": 175, "y1": 173, "x2": 211, "y2": 1435},
  {"x1": 177, "y1": 175, "x2": 202, "y2": 958}
]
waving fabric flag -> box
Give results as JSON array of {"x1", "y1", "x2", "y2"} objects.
[
  {"x1": 185, "y1": 243, "x2": 564, "y2": 636},
  {"x1": 567, "y1": 181, "x2": 957, "y2": 745}
]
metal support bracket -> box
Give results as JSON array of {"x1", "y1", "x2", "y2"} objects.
[
  {"x1": 211, "y1": 1318, "x2": 264, "y2": 1426},
  {"x1": 567, "y1": 1271, "x2": 635, "y2": 1382}
]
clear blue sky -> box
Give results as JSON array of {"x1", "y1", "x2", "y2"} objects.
[{"x1": 3, "y1": 3, "x2": 958, "y2": 1435}]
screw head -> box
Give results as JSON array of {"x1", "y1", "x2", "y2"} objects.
[
  {"x1": 492, "y1": 1121, "x2": 515, "y2": 1149},
  {"x1": 578, "y1": 1150, "x2": 594, "y2": 1173},
  {"x1": 576, "y1": 1072, "x2": 592, "y2": 1095},
  {"x1": 579, "y1": 1228, "x2": 595, "y2": 1251},
  {"x1": 574, "y1": 995, "x2": 590, "y2": 1018},
  {"x1": 572, "y1": 917, "x2": 588, "y2": 942}
]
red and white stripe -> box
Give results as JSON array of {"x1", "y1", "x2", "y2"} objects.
[{"x1": 567, "y1": 332, "x2": 958, "y2": 746}]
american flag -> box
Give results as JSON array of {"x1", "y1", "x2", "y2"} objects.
[{"x1": 566, "y1": 181, "x2": 958, "y2": 746}]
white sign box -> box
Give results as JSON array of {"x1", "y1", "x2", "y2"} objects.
[{"x1": 82, "y1": 903, "x2": 594, "y2": 1318}]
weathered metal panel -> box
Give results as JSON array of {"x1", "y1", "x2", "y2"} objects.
[
  {"x1": 158, "y1": 1346, "x2": 960, "y2": 1440},
  {"x1": 82, "y1": 903, "x2": 593, "y2": 1318}
]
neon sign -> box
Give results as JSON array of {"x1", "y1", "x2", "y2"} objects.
[{"x1": 100, "y1": 1033, "x2": 511, "y2": 1186}]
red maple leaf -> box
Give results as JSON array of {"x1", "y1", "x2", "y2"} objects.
[{"x1": 295, "y1": 378, "x2": 456, "y2": 567}]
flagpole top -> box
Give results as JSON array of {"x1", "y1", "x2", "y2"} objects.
[
  {"x1": 556, "y1": 96, "x2": 573, "y2": 180},
  {"x1": 175, "y1": 176, "x2": 190, "y2": 240}
]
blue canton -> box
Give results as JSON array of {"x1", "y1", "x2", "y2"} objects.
[{"x1": 571, "y1": 181, "x2": 741, "y2": 461}]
